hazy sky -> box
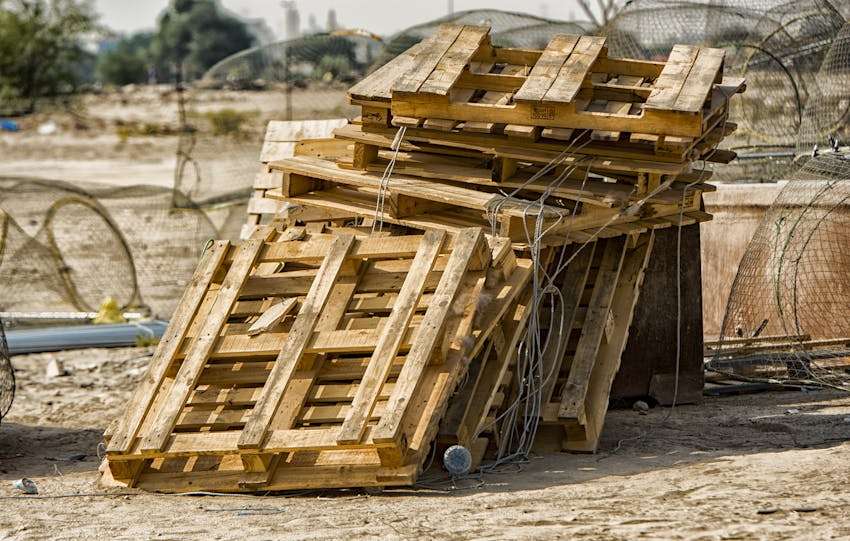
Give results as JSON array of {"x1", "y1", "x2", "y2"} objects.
[{"x1": 95, "y1": 0, "x2": 587, "y2": 37}]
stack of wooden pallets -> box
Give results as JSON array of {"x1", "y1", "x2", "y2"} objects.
[{"x1": 102, "y1": 24, "x2": 744, "y2": 492}]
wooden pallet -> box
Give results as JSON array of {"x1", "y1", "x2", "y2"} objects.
[
  {"x1": 102, "y1": 225, "x2": 532, "y2": 492},
  {"x1": 349, "y1": 24, "x2": 744, "y2": 141},
  {"x1": 535, "y1": 232, "x2": 655, "y2": 452},
  {"x1": 264, "y1": 151, "x2": 711, "y2": 246},
  {"x1": 438, "y1": 288, "x2": 533, "y2": 467},
  {"x1": 242, "y1": 119, "x2": 348, "y2": 239}
]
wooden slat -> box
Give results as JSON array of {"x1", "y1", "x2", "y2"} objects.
[
  {"x1": 544, "y1": 35, "x2": 607, "y2": 103},
  {"x1": 673, "y1": 47, "x2": 725, "y2": 112},
  {"x1": 514, "y1": 35, "x2": 580, "y2": 102},
  {"x1": 419, "y1": 25, "x2": 490, "y2": 95},
  {"x1": 106, "y1": 241, "x2": 230, "y2": 454},
  {"x1": 372, "y1": 228, "x2": 485, "y2": 444},
  {"x1": 349, "y1": 42, "x2": 427, "y2": 101},
  {"x1": 139, "y1": 234, "x2": 270, "y2": 453},
  {"x1": 238, "y1": 234, "x2": 356, "y2": 450},
  {"x1": 558, "y1": 237, "x2": 627, "y2": 419},
  {"x1": 258, "y1": 234, "x2": 426, "y2": 264},
  {"x1": 392, "y1": 24, "x2": 465, "y2": 94},
  {"x1": 644, "y1": 45, "x2": 699, "y2": 111},
  {"x1": 337, "y1": 230, "x2": 446, "y2": 445}
]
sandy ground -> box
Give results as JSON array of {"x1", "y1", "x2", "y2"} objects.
[
  {"x1": 0, "y1": 86, "x2": 353, "y2": 190},
  {"x1": 2, "y1": 346, "x2": 850, "y2": 540}
]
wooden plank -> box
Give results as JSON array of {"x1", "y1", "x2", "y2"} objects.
[
  {"x1": 247, "y1": 298, "x2": 298, "y2": 336},
  {"x1": 544, "y1": 35, "x2": 607, "y2": 103},
  {"x1": 392, "y1": 24, "x2": 465, "y2": 94},
  {"x1": 389, "y1": 91, "x2": 705, "y2": 138},
  {"x1": 372, "y1": 228, "x2": 485, "y2": 445},
  {"x1": 504, "y1": 125, "x2": 541, "y2": 139},
  {"x1": 513, "y1": 35, "x2": 580, "y2": 102},
  {"x1": 541, "y1": 127, "x2": 574, "y2": 140},
  {"x1": 336, "y1": 230, "x2": 447, "y2": 445},
  {"x1": 238, "y1": 234, "x2": 356, "y2": 450},
  {"x1": 644, "y1": 45, "x2": 699, "y2": 111},
  {"x1": 270, "y1": 155, "x2": 564, "y2": 219},
  {"x1": 240, "y1": 254, "x2": 363, "y2": 481},
  {"x1": 419, "y1": 25, "x2": 490, "y2": 95},
  {"x1": 106, "y1": 241, "x2": 230, "y2": 454},
  {"x1": 673, "y1": 47, "x2": 725, "y2": 113},
  {"x1": 258, "y1": 234, "x2": 426, "y2": 264},
  {"x1": 558, "y1": 237, "x2": 627, "y2": 419},
  {"x1": 139, "y1": 234, "x2": 270, "y2": 453},
  {"x1": 349, "y1": 41, "x2": 426, "y2": 101}
]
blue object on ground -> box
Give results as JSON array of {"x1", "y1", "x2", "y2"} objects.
[
  {"x1": 0, "y1": 119, "x2": 20, "y2": 132},
  {"x1": 5, "y1": 321, "x2": 168, "y2": 355}
]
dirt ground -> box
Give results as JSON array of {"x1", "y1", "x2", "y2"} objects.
[{"x1": 2, "y1": 346, "x2": 850, "y2": 540}]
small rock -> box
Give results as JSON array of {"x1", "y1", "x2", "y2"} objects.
[
  {"x1": 785, "y1": 408, "x2": 800, "y2": 415},
  {"x1": 757, "y1": 507, "x2": 779, "y2": 515},
  {"x1": 13, "y1": 478, "x2": 38, "y2": 495},
  {"x1": 45, "y1": 358, "x2": 68, "y2": 379},
  {"x1": 64, "y1": 453, "x2": 87, "y2": 461},
  {"x1": 632, "y1": 400, "x2": 650, "y2": 414},
  {"x1": 793, "y1": 506, "x2": 818, "y2": 513}
]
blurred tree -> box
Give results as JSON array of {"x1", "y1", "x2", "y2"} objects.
[
  {"x1": 0, "y1": 0, "x2": 97, "y2": 113},
  {"x1": 96, "y1": 32, "x2": 155, "y2": 86},
  {"x1": 153, "y1": 0, "x2": 255, "y2": 83}
]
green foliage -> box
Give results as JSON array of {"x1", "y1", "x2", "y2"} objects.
[
  {"x1": 204, "y1": 108, "x2": 257, "y2": 136},
  {"x1": 0, "y1": 0, "x2": 97, "y2": 113},
  {"x1": 134, "y1": 334, "x2": 160, "y2": 347},
  {"x1": 314, "y1": 55, "x2": 353, "y2": 81},
  {"x1": 153, "y1": 0, "x2": 255, "y2": 83},
  {"x1": 97, "y1": 33, "x2": 155, "y2": 86}
]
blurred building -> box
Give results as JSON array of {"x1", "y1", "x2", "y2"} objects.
[{"x1": 283, "y1": 1, "x2": 301, "y2": 40}]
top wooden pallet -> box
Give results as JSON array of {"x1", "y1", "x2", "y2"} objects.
[{"x1": 349, "y1": 24, "x2": 735, "y2": 139}]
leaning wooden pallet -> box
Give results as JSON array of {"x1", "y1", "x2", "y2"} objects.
[{"x1": 102, "y1": 225, "x2": 532, "y2": 492}]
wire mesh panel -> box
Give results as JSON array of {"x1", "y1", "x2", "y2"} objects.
[
  {"x1": 710, "y1": 154, "x2": 850, "y2": 382},
  {"x1": 0, "y1": 178, "x2": 226, "y2": 318},
  {"x1": 604, "y1": 0, "x2": 848, "y2": 182}
]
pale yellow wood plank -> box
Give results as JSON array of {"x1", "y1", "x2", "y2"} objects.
[
  {"x1": 392, "y1": 24, "x2": 465, "y2": 94},
  {"x1": 514, "y1": 34, "x2": 580, "y2": 102},
  {"x1": 558, "y1": 237, "x2": 627, "y2": 419},
  {"x1": 644, "y1": 45, "x2": 700, "y2": 111},
  {"x1": 543, "y1": 35, "x2": 607, "y2": 103},
  {"x1": 419, "y1": 25, "x2": 490, "y2": 95}
]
